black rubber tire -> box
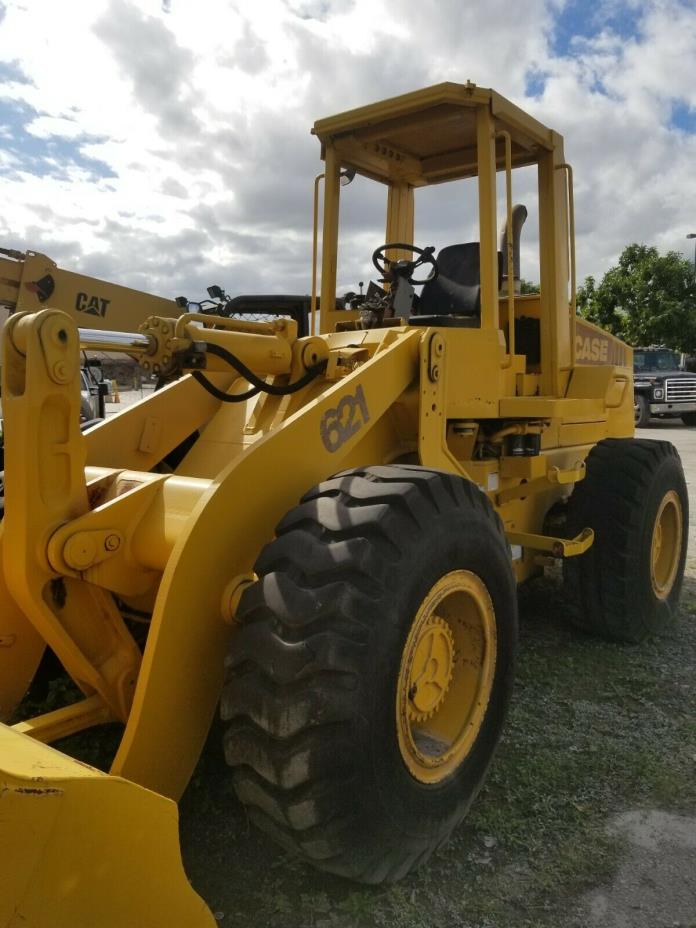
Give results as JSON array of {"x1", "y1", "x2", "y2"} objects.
[
  {"x1": 221, "y1": 465, "x2": 517, "y2": 883},
  {"x1": 681, "y1": 412, "x2": 696, "y2": 427},
  {"x1": 634, "y1": 394, "x2": 650, "y2": 427},
  {"x1": 564, "y1": 439, "x2": 688, "y2": 642}
]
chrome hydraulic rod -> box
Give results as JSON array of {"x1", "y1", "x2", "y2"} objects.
[{"x1": 78, "y1": 328, "x2": 153, "y2": 354}]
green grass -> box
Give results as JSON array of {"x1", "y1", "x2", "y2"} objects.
[{"x1": 178, "y1": 575, "x2": 696, "y2": 928}]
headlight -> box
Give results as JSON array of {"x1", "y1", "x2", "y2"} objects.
[
  {"x1": 634, "y1": 381, "x2": 651, "y2": 388},
  {"x1": 653, "y1": 387, "x2": 664, "y2": 399}
]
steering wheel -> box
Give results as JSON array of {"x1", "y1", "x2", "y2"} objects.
[{"x1": 372, "y1": 243, "x2": 439, "y2": 285}]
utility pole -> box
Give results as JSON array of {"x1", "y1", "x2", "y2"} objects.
[{"x1": 687, "y1": 233, "x2": 696, "y2": 271}]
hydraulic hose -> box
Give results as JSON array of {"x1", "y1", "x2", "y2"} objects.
[{"x1": 191, "y1": 341, "x2": 327, "y2": 404}]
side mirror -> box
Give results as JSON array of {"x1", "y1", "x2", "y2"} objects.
[{"x1": 207, "y1": 285, "x2": 224, "y2": 300}]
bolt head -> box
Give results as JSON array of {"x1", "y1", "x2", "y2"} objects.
[
  {"x1": 52, "y1": 361, "x2": 68, "y2": 382},
  {"x1": 65, "y1": 534, "x2": 97, "y2": 570}
]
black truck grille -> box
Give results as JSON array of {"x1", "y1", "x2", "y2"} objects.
[{"x1": 665, "y1": 378, "x2": 696, "y2": 401}]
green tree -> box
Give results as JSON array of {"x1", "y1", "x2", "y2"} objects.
[
  {"x1": 577, "y1": 243, "x2": 696, "y2": 352},
  {"x1": 520, "y1": 278, "x2": 540, "y2": 294}
]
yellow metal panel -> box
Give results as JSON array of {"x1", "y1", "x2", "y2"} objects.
[
  {"x1": 0, "y1": 528, "x2": 45, "y2": 722},
  {"x1": 313, "y1": 82, "x2": 489, "y2": 141},
  {"x1": 476, "y1": 104, "x2": 499, "y2": 332},
  {"x1": 11, "y1": 251, "x2": 177, "y2": 332},
  {"x1": 385, "y1": 181, "x2": 415, "y2": 255},
  {"x1": 319, "y1": 144, "x2": 342, "y2": 334},
  {"x1": 83, "y1": 372, "x2": 237, "y2": 470},
  {"x1": 312, "y1": 82, "x2": 553, "y2": 185},
  {"x1": 559, "y1": 421, "x2": 609, "y2": 446},
  {"x1": 605, "y1": 375, "x2": 630, "y2": 409},
  {"x1": 0, "y1": 254, "x2": 23, "y2": 308},
  {"x1": 417, "y1": 332, "x2": 468, "y2": 476},
  {"x1": 537, "y1": 133, "x2": 571, "y2": 394},
  {"x1": 498, "y1": 396, "x2": 604, "y2": 418},
  {"x1": 0, "y1": 725, "x2": 215, "y2": 928},
  {"x1": 2, "y1": 311, "x2": 142, "y2": 722},
  {"x1": 489, "y1": 90, "x2": 555, "y2": 151},
  {"x1": 507, "y1": 527, "x2": 594, "y2": 557},
  {"x1": 565, "y1": 363, "x2": 615, "y2": 399},
  {"x1": 499, "y1": 455, "x2": 548, "y2": 480},
  {"x1": 179, "y1": 389, "x2": 261, "y2": 477},
  {"x1": 11, "y1": 694, "x2": 112, "y2": 743},
  {"x1": 575, "y1": 317, "x2": 630, "y2": 367}
]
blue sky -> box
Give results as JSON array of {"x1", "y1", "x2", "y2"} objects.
[
  {"x1": 552, "y1": 0, "x2": 641, "y2": 56},
  {"x1": 552, "y1": 0, "x2": 696, "y2": 132},
  {"x1": 0, "y1": 96, "x2": 114, "y2": 180}
]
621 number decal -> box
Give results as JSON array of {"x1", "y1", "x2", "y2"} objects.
[{"x1": 320, "y1": 385, "x2": 370, "y2": 453}]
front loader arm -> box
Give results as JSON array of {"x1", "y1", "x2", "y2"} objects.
[
  {"x1": 112, "y1": 322, "x2": 422, "y2": 797},
  {"x1": 2, "y1": 311, "x2": 142, "y2": 723},
  {"x1": 0, "y1": 309, "x2": 422, "y2": 926},
  {"x1": 1, "y1": 309, "x2": 422, "y2": 801}
]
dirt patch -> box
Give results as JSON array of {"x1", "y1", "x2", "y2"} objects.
[{"x1": 575, "y1": 810, "x2": 696, "y2": 928}]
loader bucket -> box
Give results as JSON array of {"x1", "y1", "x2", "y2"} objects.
[{"x1": 0, "y1": 724, "x2": 216, "y2": 928}]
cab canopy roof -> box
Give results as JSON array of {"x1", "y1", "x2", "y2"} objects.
[{"x1": 312, "y1": 81, "x2": 557, "y2": 187}]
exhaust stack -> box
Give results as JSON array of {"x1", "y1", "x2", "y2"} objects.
[{"x1": 500, "y1": 203, "x2": 528, "y2": 294}]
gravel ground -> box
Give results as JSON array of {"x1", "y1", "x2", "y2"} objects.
[{"x1": 577, "y1": 810, "x2": 696, "y2": 928}]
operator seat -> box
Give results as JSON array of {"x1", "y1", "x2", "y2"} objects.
[{"x1": 411, "y1": 242, "x2": 502, "y2": 326}]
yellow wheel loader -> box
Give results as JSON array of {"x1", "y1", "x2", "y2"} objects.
[
  {"x1": 0, "y1": 81, "x2": 688, "y2": 923},
  {"x1": 0, "y1": 246, "x2": 179, "y2": 332},
  {"x1": 0, "y1": 245, "x2": 315, "y2": 336}
]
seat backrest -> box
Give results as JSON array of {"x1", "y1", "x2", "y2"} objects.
[
  {"x1": 435, "y1": 242, "x2": 482, "y2": 281},
  {"x1": 418, "y1": 243, "x2": 481, "y2": 316},
  {"x1": 418, "y1": 242, "x2": 502, "y2": 317}
]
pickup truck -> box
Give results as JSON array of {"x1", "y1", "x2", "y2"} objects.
[{"x1": 633, "y1": 346, "x2": 696, "y2": 427}]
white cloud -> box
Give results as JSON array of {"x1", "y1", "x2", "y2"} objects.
[{"x1": 0, "y1": 0, "x2": 693, "y2": 306}]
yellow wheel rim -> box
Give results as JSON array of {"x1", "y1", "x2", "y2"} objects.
[
  {"x1": 650, "y1": 490, "x2": 683, "y2": 600},
  {"x1": 396, "y1": 570, "x2": 497, "y2": 784}
]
